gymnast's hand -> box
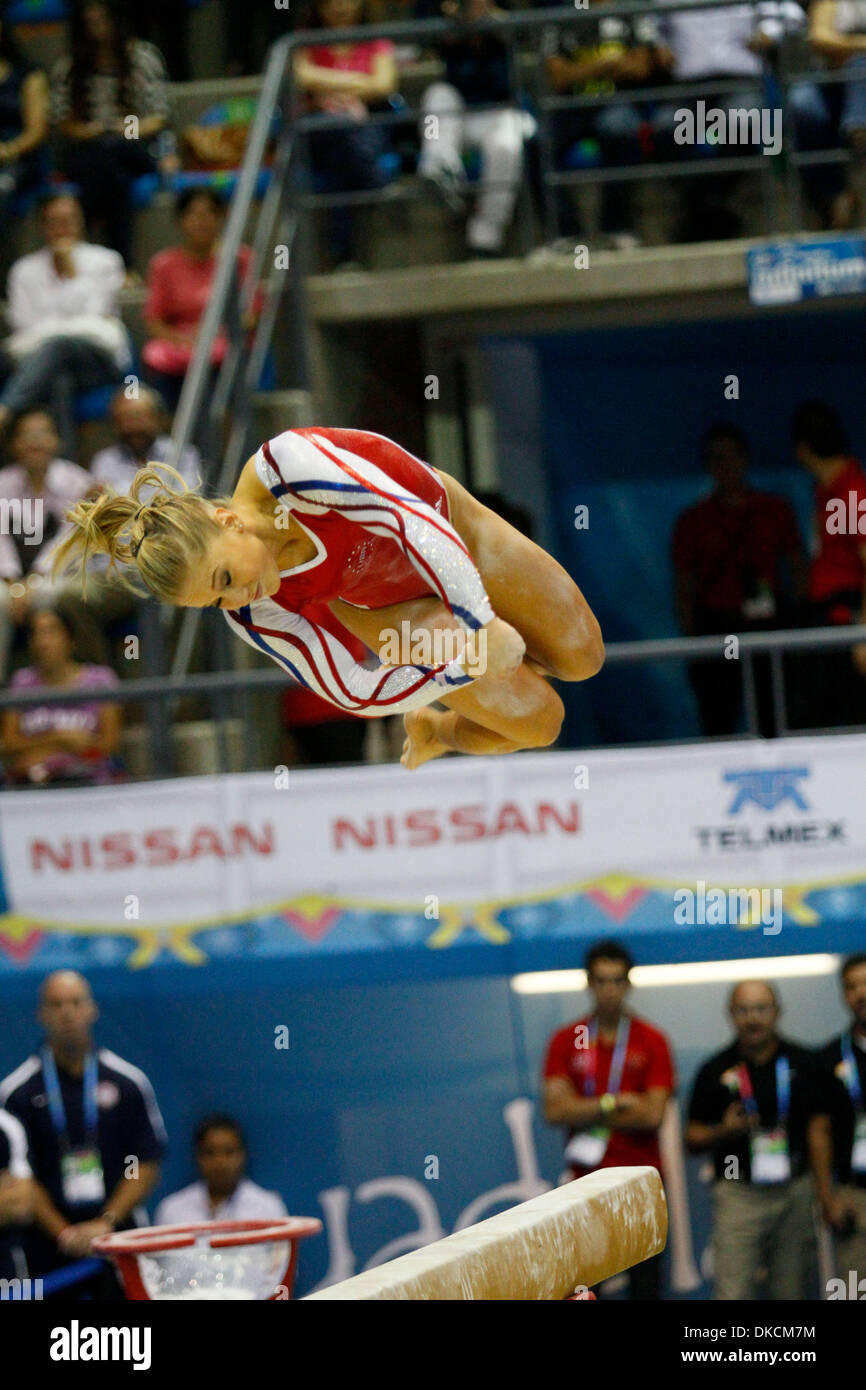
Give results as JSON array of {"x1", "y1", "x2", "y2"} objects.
[{"x1": 481, "y1": 617, "x2": 526, "y2": 681}]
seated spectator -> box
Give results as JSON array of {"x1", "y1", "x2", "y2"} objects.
[
  {"x1": 1, "y1": 605, "x2": 123, "y2": 787},
  {"x1": 790, "y1": 400, "x2": 866, "y2": 728},
  {"x1": 417, "y1": 0, "x2": 533, "y2": 258},
  {"x1": 0, "y1": 192, "x2": 130, "y2": 458},
  {"x1": 542, "y1": 0, "x2": 665, "y2": 247},
  {"x1": 0, "y1": 1106, "x2": 33, "y2": 1286},
  {"x1": 154, "y1": 1114, "x2": 288, "y2": 1224},
  {"x1": 0, "y1": 10, "x2": 49, "y2": 238},
  {"x1": 798, "y1": 0, "x2": 866, "y2": 227},
  {"x1": 294, "y1": 0, "x2": 398, "y2": 269},
  {"x1": 90, "y1": 385, "x2": 201, "y2": 492},
  {"x1": 654, "y1": 4, "x2": 806, "y2": 240},
  {"x1": 52, "y1": 0, "x2": 171, "y2": 265},
  {"x1": 0, "y1": 408, "x2": 113, "y2": 677},
  {"x1": 142, "y1": 189, "x2": 259, "y2": 410},
  {"x1": 672, "y1": 423, "x2": 805, "y2": 738}
]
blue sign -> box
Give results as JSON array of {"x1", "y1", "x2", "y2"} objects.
[
  {"x1": 747, "y1": 238, "x2": 866, "y2": 306},
  {"x1": 724, "y1": 767, "x2": 811, "y2": 814}
]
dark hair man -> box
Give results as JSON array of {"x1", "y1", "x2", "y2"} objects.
[{"x1": 542, "y1": 939, "x2": 675, "y2": 1299}]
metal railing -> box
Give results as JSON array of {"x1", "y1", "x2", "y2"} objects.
[{"x1": 2, "y1": 622, "x2": 865, "y2": 786}]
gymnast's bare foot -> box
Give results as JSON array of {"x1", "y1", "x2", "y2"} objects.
[{"x1": 401, "y1": 709, "x2": 449, "y2": 769}]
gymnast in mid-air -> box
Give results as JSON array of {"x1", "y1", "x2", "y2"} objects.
[{"x1": 54, "y1": 427, "x2": 603, "y2": 768}]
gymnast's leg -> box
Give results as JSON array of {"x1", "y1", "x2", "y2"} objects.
[{"x1": 330, "y1": 595, "x2": 567, "y2": 764}]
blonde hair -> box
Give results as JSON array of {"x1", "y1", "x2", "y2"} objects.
[{"x1": 53, "y1": 462, "x2": 231, "y2": 603}]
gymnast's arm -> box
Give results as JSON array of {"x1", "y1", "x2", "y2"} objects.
[{"x1": 223, "y1": 601, "x2": 478, "y2": 716}]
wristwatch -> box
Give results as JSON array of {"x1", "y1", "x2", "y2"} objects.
[{"x1": 599, "y1": 1092, "x2": 617, "y2": 1116}]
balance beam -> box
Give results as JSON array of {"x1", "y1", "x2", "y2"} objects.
[{"x1": 305, "y1": 1166, "x2": 667, "y2": 1300}]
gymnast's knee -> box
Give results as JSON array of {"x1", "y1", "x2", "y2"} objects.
[
  {"x1": 521, "y1": 689, "x2": 565, "y2": 748},
  {"x1": 552, "y1": 612, "x2": 604, "y2": 682}
]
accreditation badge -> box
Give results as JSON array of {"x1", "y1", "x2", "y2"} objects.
[
  {"x1": 851, "y1": 1114, "x2": 866, "y2": 1174},
  {"x1": 61, "y1": 1147, "x2": 106, "y2": 1205},
  {"x1": 564, "y1": 1128, "x2": 609, "y2": 1169},
  {"x1": 750, "y1": 1128, "x2": 791, "y2": 1184}
]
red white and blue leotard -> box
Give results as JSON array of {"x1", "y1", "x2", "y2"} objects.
[{"x1": 223, "y1": 427, "x2": 495, "y2": 716}]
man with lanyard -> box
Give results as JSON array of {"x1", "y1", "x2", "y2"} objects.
[
  {"x1": 0, "y1": 970, "x2": 166, "y2": 1298},
  {"x1": 809, "y1": 953, "x2": 866, "y2": 1290},
  {"x1": 542, "y1": 939, "x2": 675, "y2": 1298},
  {"x1": 687, "y1": 980, "x2": 820, "y2": 1299}
]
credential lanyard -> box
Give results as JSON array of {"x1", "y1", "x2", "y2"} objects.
[
  {"x1": 737, "y1": 1055, "x2": 790, "y2": 1126},
  {"x1": 841, "y1": 1033, "x2": 864, "y2": 1113},
  {"x1": 586, "y1": 1017, "x2": 630, "y2": 1098},
  {"x1": 41, "y1": 1048, "x2": 99, "y2": 1152}
]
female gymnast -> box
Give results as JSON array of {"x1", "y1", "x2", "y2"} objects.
[{"x1": 54, "y1": 427, "x2": 603, "y2": 768}]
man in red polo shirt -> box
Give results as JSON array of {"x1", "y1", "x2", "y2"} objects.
[
  {"x1": 542, "y1": 939, "x2": 675, "y2": 1299},
  {"x1": 672, "y1": 423, "x2": 804, "y2": 736},
  {"x1": 792, "y1": 400, "x2": 866, "y2": 728}
]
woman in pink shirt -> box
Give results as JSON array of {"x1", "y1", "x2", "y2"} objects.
[
  {"x1": 142, "y1": 188, "x2": 258, "y2": 408},
  {"x1": 295, "y1": 0, "x2": 399, "y2": 268},
  {"x1": 1, "y1": 605, "x2": 123, "y2": 786}
]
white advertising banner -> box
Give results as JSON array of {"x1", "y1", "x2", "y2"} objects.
[{"x1": 0, "y1": 736, "x2": 863, "y2": 940}]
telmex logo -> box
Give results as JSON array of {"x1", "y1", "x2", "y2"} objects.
[{"x1": 723, "y1": 768, "x2": 811, "y2": 816}]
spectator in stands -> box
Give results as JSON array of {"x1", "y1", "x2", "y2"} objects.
[
  {"x1": 798, "y1": 0, "x2": 866, "y2": 228},
  {"x1": 142, "y1": 188, "x2": 259, "y2": 410},
  {"x1": 295, "y1": 0, "x2": 399, "y2": 269},
  {"x1": 0, "y1": 1107, "x2": 33, "y2": 1286},
  {"x1": 0, "y1": 193, "x2": 130, "y2": 458},
  {"x1": 52, "y1": 0, "x2": 171, "y2": 265},
  {"x1": 542, "y1": 0, "x2": 666, "y2": 248},
  {"x1": 542, "y1": 939, "x2": 675, "y2": 1299},
  {"x1": 0, "y1": 408, "x2": 118, "y2": 679},
  {"x1": 672, "y1": 423, "x2": 805, "y2": 738},
  {"x1": 1, "y1": 605, "x2": 123, "y2": 787},
  {"x1": 416, "y1": 0, "x2": 533, "y2": 258},
  {"x1": 0, "y1": 971, "x2": 167, "y2": 1298},
  {"x1": 0, "y1": 7, "x2": 49, "y2": 238},
  {"x1": 810, "y1": 953, "x2": 866, "y2": 1295},
  {"x1": 653, "y1": 4, "x2": 807, "y2": 240},
  {"x1": 791, "y1": 400, "x2": 866, "y2": 728},
  {"x1": 90, "y1": 386, "x2": 202, "y2": 493},
  {"x1": 155, "y1": 1114, "x2": 288, "y2": 1225},
  {"x1": 687, "y1": 980, "x2": 820, "y2": 1300}
]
